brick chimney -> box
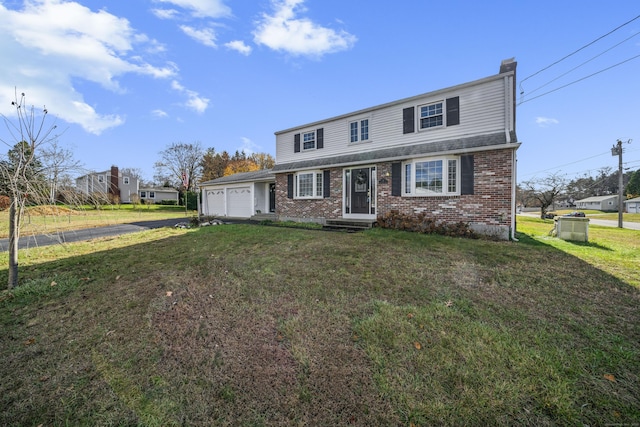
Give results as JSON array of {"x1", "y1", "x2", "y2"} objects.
[{"x1": 109, "y1": 166, "x2": 120, "y2": 198}]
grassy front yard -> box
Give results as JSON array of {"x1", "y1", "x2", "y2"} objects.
[{"x1": 1, "y1": 217, "x2": 638, "y2": 426}]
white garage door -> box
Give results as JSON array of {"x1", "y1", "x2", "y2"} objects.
[
  {"x1": 227, "y1": 186, "x2": 252, "y2": 218},
  {"x1": 206, "y1": 189, "x2": 226, "y2": 216}
]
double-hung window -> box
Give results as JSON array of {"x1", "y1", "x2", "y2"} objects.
[
  {"x1": 403, "y1": 157, "x2": 459, "y2": 196},
  {"x1": 349, "y1": 119, "x2": 370, "y2": 143},
  {"x1": 303, "y1": 131, "x2": 316, "y2": 150},
  {"x1": 295, "y1": 171, "x2": 323, "y2": 199},
  {"x1": 123, "y1": 177, "x2": 130, "y2": 185},
  {"x1": 419, "y1": 101, "x2": 443, "y2": 129},
  {"x1": 349, "y1": 119, "x2": 369, "y2": 142}
]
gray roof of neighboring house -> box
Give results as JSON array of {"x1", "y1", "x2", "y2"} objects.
[
  {"x1": 272, "y1": 131, "x2": 519, "y2": 173},
  {"x1": 199, "y1": 169, "x2": 275, "y2": 186},
  {"x1": 576, "y1": 195, "x2": 619, "y2": 203},
  {"x1": 623, "y1": 197, "x2": 640, "y2": 203}
]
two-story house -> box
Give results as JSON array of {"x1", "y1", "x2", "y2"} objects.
[
  {"x1": 200, "y1": 58, "x2": 520, "y2": 239},
  {"x1": 76, "y1": 166, "x2": 139, "y2": 203}
]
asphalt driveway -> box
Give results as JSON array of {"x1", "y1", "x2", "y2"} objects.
[{"x1": 0, "y1": 218, "x2": 183, "y2": 252}]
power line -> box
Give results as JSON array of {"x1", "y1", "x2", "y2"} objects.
[
  {"x1": 517, "y1": 53, "x2": 640, "y2": 105},
  {"x1": 524, "y1": 31, "x2": 640, "y2": 98},
  {"x1": 519, "y1": 13, "x2": 640, "y2": 90}
]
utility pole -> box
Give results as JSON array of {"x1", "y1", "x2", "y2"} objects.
[{"x1": 611, "y1": 139, "x2": 631, "y2": 228}]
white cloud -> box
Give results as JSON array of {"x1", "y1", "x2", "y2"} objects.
[
  {"x1": 239, "y1": 136, "x2": 259, "y2": 155},
  {"x1": 151, "y1": 8, "x2": 179, "y2": 20},
  {"x1": 171, "y1": 80, "x2": 209, "y2": 113},
  {"x1": 253, "y1": 0, "x2": 357, "y2": 57},
  {"x1": 536, "y1": 117, "x2": 560, "y2": 127},
  {"x1": 152, "y1": 109, "x2": 169, "y2": 118},
  {"x1": 225, "y1": 40, "x2": 252, "y2": 56},
  {"x1": 153, "y1": 0, "x2": 231, "y2": 19},
  {"x1": 0, "y1": 0, "x2": 181, "y2": 135},
  {"x1": 180, "y1": 25, "x2": 217, "y2": 47}
]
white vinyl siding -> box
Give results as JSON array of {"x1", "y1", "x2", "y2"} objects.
[{"x1": 275, "y1": 76, "x2": 510, "y2": 165}]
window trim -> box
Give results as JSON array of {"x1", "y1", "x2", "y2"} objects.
[
  {"x1": 302, "y1": 131, "x2": 316, "y2": 150},
  {"x1": 294, "y1": 170, "x2": 324, "y2": 199},
  {"x1": 123, "y1": 176, "x2": 130, "y2": 185},
  {"x1": 402, "y1": 156, "x2": 460, "y2": 197},
  {"x1": 418, "y1": 100, "x2": 444, "y2": 130},
  {"x1": 348, "y1": 118, "x2": 370, "y2": 144}
]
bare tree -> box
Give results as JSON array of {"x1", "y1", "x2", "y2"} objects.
[
  {"x1": 40, "y1": 139, "x2": 82, "y2": 204},
  {"x1": 154, "y1": 141, "x2": 204, "y2": 191},
  {"x1": 0, "y1": 91, "x2": 58, "y2": 289},
  {"x1": 520, "y1": 173, "x2": 568, "y2": 219}
]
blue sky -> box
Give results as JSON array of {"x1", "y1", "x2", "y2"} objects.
[{"x1": 1, "y1": 0, "x2": 639, "y2": 184}]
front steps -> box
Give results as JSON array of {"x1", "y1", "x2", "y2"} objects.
[{"x1": 323, "y1": 218, "x2": 376, "y2": 231}]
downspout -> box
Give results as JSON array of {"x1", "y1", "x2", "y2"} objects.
[{"x1": 511, "y1": 149, "x2": 519, "y2": 241}]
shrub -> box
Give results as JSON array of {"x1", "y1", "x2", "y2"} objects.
[
  {"x1": 0, "y1": 195, "x2": 10, "y2": 211},
  {"x1": 376, "y1": 210, "x2": 478, "y2": 239},
  {"x1": 159, "y1": 200, "x2": 178, "y2": 206}
]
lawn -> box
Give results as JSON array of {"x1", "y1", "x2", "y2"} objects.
[
  {"x1": 0, "y1": 217, "x2": 638, "y2": 426},
  {"x1": 0, "y1": 204, "x2": 195, "y2": 239}
]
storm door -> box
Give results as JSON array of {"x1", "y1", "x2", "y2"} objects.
[{"x1": 345, "y1": 167, "x2": 376, "y2": 216}]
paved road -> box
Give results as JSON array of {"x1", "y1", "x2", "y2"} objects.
[
  {"x1": 518, "y1": 213, "x2": 640, "y2": 230},
  {"x1": 0, "y1": 218, "x2": 185, "y2": 252}
]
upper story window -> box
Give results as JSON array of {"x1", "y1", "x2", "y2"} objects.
[
  {"x1": 403, "y1": 156, "x2": 459, "y2": 196},
  {"x1": 303, "y1": 131, "x2": 316, "y2": 150},
  {"x1": 295, "y1": 171, "x2": 323, "y2": 199},
  {"x1": 294, "y1": 128, "x2": 323, "y2": 153},
  {"x1": 123, "y1": 177, "x2": 130, "y2": 185},
  {"x1": 419, "y1": 101, "x2": 443, "y2": 129},
  {"x1": 98, "y1": 175, "x2": 105, "y2": 183},
  {"x1": 350, "y1": 119, "x2": 369, "y2": 143}
]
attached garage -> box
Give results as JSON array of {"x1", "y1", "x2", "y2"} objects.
[{"x1": 199, "y1": 169, "x2": 275, "y2": 219}]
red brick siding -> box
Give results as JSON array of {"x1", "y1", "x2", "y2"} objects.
[{"x1": 276, "y1": 148, "x2": 515, "y2": 228}]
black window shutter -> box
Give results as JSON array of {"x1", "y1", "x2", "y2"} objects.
[
  {"x1": 446, "y1": 96, "x2": 460, "y2": 126},
  {"x1": 391, "y1": 162, "x2": 402, "y2": 196},
  {"x1": 316, "y1": 128, "x2": 324, "y2": 149},
  {"x1": 294, "y1": 134, "x2": 300, "y2": 153},
  {"x1": 287, "y1": 174, "x2": 294, "y2": 198},
  {"x1": 402, "y1": 107, "x2": 415, "y2": 134},
  {"x1": 461, "y1": 155, "x2": 474, "y2": 195},
  {"x1": 323, "y1": 170, "x2": 330, "y2": 198}
]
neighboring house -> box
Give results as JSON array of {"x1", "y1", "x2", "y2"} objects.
[
  {"x1": 574, "y1": 195, "x2": 619, "y2": 211},
  {"x1": 139, "y1": 187, "x2": 180, "y2": 204},
  {"x1": 200, "y1": 169, "x2": 275, "y2": 218},
  {"x1": 76, "y1": 166, "x2": 139, "y2": 203},
  {"x1": 199, "y1": 58, "x2": 520, "y2": 239},
  {"x1": 624, "y1": 196, "x2": 640, "y2": 213}
]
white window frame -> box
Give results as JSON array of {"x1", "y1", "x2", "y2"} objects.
[
  {"x1": 418, "y1": 101, "x2": 444, "y2": 130},
  {"x1": 302, "y1": 131, "x2": 316, "y2": 150},
  {"x1": 140, "y1": 191, "x2": 147, "y2": 198},
  {"x1": 149, "y1": 191, "x2": 155, "y2": 199},
  {"x1": 97, "y1": 174, "x2": 105, "y2": 183},
  {"x1": 402, "y1": 156, "x2": 460, "y2": 197},
  {"x1": 348, "y1": 118, "x2": 370, "y2": 143},
  {"x1": 123, "y1": 176, "x2": 130, "y2": 185},
  {"x1": 295, "y1": 170, "x2": 323, "y2": 199}
]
